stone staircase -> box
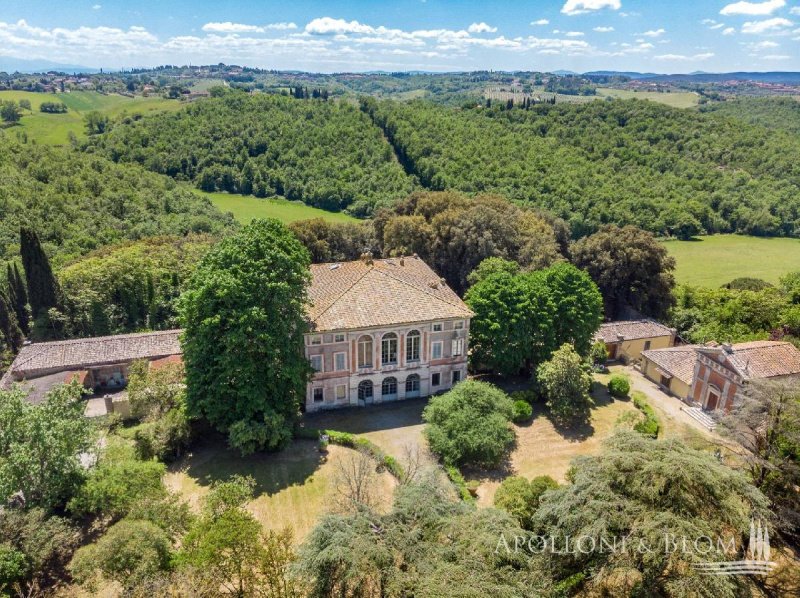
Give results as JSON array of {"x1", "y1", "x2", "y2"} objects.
[{"x1": 683, "y1": 406, "x2": 717, "y2": 431}]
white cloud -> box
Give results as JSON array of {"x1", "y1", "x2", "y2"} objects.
[
  {"x1": 638, "y1": 28, "x2": 666, "y2": 37},
  {"x1": 467, "y1": 22, "x2": 497, "y2": 33},
  {"x1": 565, "y1": 31, "x2": 585, "y2": 37},
  {"x1": 792, "y1": 7, "x2": 800, "y2": 15},
  {"x1": 654, "y1": 52, "x2": 715, "y2": 60},
  {"x1": 721, "y1": 0, "x2": 785, "y2": 16},
  {"x1": 750, "y1": 39, "x2": 780, "y2": 47},
  {"x1": 702, "y1": 19, "x2": 727, "y2": 30},
  {"x1": 741, "y1": 17, "x2": 794, "y2": 33},
  {"x1": 723, "y1": 26, "x2": 737, "y2": 34},
  {"x1": 593, "y1": 26, "x2": 615, "y2": 32},
  {"x1": 92, "y1": 4, "x2": 102, "y2": 9},
  {"x1": 305, "y1": 18, "x2": 374, "y2": 35},
  {"x1": 202, "y1": 22, "x2": 266, "y2": 33},
  {"x1": 265, "y1": 22, "x2": 298, "y2": 31},
  {"x1": 561, "y1": 0, "x2": 621, "y2": 17},
  {"x1": 764, "y1": 53, "x2": 790, "y2": 58},
  {"x1": 531, "y1": 19, "x2": 550, "y2": 26}
]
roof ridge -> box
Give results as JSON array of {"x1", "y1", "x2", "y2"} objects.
[{"x1": 23, "y1": 328, "x2": 182, "y2": 348}]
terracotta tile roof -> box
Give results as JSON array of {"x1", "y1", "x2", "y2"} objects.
[
  {"x1": 2, "y1": 330, "x2": 182, "y2": 383},
  {"x1": 308, "y1": 256, "x2": 473, "y2": 332},
  {"x1": 721, "y1": 341, "x2": 800, "y2": 380},
  {"x1": 595, "y1": 320, "x2": 674, "y2": 344},
  {"x1": 642, "y1": 345, "x2": 700, "y2": 386}
]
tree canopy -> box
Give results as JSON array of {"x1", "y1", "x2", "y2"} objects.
[{"x1": 179, "y1": 218, "x2": 311, "y2": 454}]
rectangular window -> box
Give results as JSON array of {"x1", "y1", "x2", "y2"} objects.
[
  {"x1": 334, "y1": 352, "x2": 347, "y2": 372},
  {"x1": 432, "y1": 341, "x2": 443, "y2": 360},
  {"x1": 451, "y1": 338, "x2": 464, "y2": 357},
  {"x1": 452, "y1": 370, "x2": 461, "y2": 384},
  {"x1": 310, "y1": 335, "x2": 322, "y2": 346},
  {"x1": 358, "y1": 337, "x2": 373, "y2": 368},
  {"x1": 313, "y1": 388, "x2": 324, "y2": 402},
  {"x1": 453, "y1": 320, "x2": 464, "y2": 330},
  {"x1": 432, "y1": 372, "x2": 441, "y2": 386},
  {"x1": 432, "y1": 323, "x2": 443, "y2": 332},
  {"x1": 644, "y1": 340, "x2": 652, "y2": 351},
  {"x1": 381, "y1": 335, "x2": 398, "y2": 365},
  {"x1": 310, "y1": 355, "x2": 323, "y2": 372},
  {"x1": 334, "y1": 333, "x2": 346, "y2": 343},
  {"x1": 406, "y1": 332, "x2": 421, "y2": 362},
  {"x1": 335, "y1": 385, "x2": 347, "y2": 401}
]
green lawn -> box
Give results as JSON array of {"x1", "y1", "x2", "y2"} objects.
[
  {"x1": 200, "y1": 190, "x2": 357, "y2": 224},
  {"x1": 0, "y1": 90, "x2": 183, "y2": 144},
  {"x1": 596, "y1": 87, "x2": 699, "y2": 109},
  {"x1": 663, "y1": 234, "x2": 800, "y2": 287}
]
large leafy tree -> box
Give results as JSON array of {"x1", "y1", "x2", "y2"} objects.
[
  {"x1": 531, "y1": 432, "x2": 770, "y2": 598},
  {"x1": 376, "y1": 192, "x2": 563, "y2": 294},
  {"x1": 179, "y1": 218, "x2": 311, "y2": 454},
  {"x1": 465, "y1": 262, "x2": 602, "y2": 376},
  {"x1": 0, "y1": 383, "x2": 92, "y2": 511},
  {"x1": 423, "y1": 380, "x2": 515, "y2": 468},
  {"x1": 570, "y1": 225, "x2": 676, "y2": 319},
  {"x1": 536, "y1": 344, "x2": 592, "y2": 423}
]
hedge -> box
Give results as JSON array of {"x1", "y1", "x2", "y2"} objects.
[
  {"x1": 296, "y1": 426, "x2": 405, "y2": 480},
  {"x1": 632, "y1": 394, "x2": 661, "y2": 438}
]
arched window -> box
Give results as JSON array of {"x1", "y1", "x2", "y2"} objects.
[
  {"x1": 382, "y1": 377, "x2": 398, "y2": 400},
  {"x1": 405, "y1": 374, "x2": 421, "y2": 398},
  {"x1": 406, "y1": 330, "x2": 421, "y2": 362},
  {"x1": 357, "y1": 335, "x2": 373, "y2": 368},
  {"x1": 381, "y1": 333, "x2": 398, "y2": 366},
  {"x1": 358, "y1": 380, "x2": 373, "y2": 402}
]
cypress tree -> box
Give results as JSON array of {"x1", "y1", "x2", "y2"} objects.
[
  {"x1": 19, "y1": 227, "x2": 61, "y2": 319},
  {"x1": 0, "y1": 290, "x2": 23, "y2": 352},
  {"x1": 6, "y1": 263, "x2": 29, "y2": 334}
]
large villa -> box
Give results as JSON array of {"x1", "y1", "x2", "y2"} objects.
[{"x1": 1, "y1": 255, "x2": 473, "y2": 414}]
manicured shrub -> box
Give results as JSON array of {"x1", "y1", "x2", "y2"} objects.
[
  {"x1": 512, "y1": 400, "x2": 533, "y2": 423},
  {"x1": 607, "y1": 374, "x2": 631, "y2": 398},
  {"x1": 590, "y1": 341, "x2": 608, "y2": 366},
  {"x1": 423, "y1": 380, "x2": 515, "y2": 468}
]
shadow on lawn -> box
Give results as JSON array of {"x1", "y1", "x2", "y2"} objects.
[
  {"x1": 171, "y1": 432, "x2": 324, "y2": 498},
  {"x1": 303, "y1": 397, "x2": 428, "y2": 435}
]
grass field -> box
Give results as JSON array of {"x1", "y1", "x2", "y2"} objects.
[
  {"x1": 596, "y1": 87, "x2": 699, "y2": 108},
  {"x1": 165, "y1": 438, "x2": 395, "y2": 542},
  {"x1": 663, "y1": 234, "x2": 800, "y2": 287},
  {"x1": 200, "y1": 190, "x2": 358, "y2": 224},
  {"x1": 0, "y1": 90, "x2": 183, "y2": 144}
]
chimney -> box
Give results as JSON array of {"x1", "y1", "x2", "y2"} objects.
[
  {"x1": 399, "y1": 257, "x2": 405, "y2": 266},
  {"x1": 721, "y1": 343, "x2": 733, "y2": 354},
  {"x1": 360, "y1": 252, "x2": 374, "y2": 266}
]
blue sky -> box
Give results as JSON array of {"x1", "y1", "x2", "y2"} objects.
[{"x1": 2, "y1": 0, "x2": 799, "y2": 72}]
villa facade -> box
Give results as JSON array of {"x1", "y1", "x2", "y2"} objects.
[{"x1": 304, "y1": 255, "x2": 473, "y2": 412}]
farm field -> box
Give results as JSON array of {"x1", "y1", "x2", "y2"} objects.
[
  {"x1": 0, "y1": 90, "x2": 182, "y2": 144},
  {"x1": 596, "y1": 87, "x2": 699, "y2": 108},
  {"x1": 201, "y1": 190, "x2": 358, "y2": 224},
  {"x1": 663, "y1": 234, "x2": 800, "y2": 287}
]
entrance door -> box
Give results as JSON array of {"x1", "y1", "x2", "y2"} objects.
[{"x1": 705, "y1": 389, "x2": 719, "y2": 411}]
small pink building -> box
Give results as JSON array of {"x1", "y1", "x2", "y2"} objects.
[{"x1": 304, "y1": 256, "x2": 473, "y2": 412}]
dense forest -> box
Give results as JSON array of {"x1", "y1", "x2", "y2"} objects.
[
  {"x1": 0, "y1": 136, "x2": 234, "y2": 266},
  {"x1": 701, "y1": 96, "x2": 800, "y2": 136},
  {"x1": 364, "y1": 98, "x2": 800, "y2": 237},
  {"x1": 87, "y1": 91, "x2": 800, "y2": 238},
  {"x1": 90, "y1": 92, "x2": 416, "y2": 216}
]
